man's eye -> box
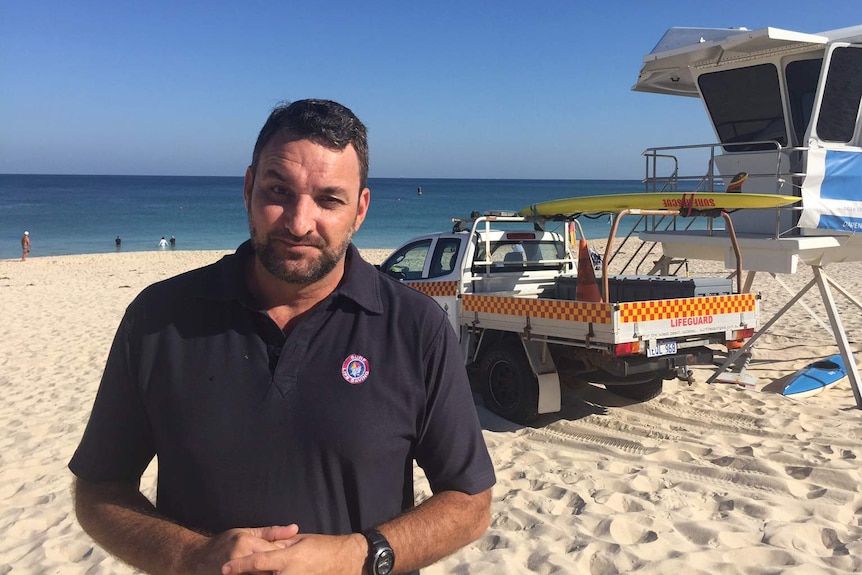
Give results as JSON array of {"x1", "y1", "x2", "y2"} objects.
[
  {"x1": 272, "y1": 186, "x2": 287, "y2": 195},
  {"x1": 320, "y1": 196, "x2": 345, "y2": 207}
]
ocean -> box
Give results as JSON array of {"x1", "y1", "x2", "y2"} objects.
[{"x1": 0, "y1": 175, "x2": 652, "y2": 260}]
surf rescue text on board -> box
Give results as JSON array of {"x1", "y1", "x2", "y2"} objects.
[
  {"x1": 662, "y1": 198, "x2": 717, "y2": 208},
  {"x1": 670, "y1": 316, "x2": 714, "y2": 327}
]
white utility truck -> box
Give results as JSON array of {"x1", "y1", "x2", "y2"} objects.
[{"x1": 379, "y1": 211, "x2": 759, "y2": 424}]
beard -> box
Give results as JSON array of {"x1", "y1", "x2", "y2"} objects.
[{"x1": 249, "y1": 217, "x2": 355, "y2": 285}]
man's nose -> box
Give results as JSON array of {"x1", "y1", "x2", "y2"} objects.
[{"x1": 282, "y1": 195, "x2": 315, "y2": 237}]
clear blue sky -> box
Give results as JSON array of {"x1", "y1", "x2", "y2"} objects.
[{"x1": 2, "y1": 1, "x2": 859, "y2": 179}]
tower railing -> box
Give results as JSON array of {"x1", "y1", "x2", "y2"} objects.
[{"x1": 610, "y1": 141, "x2": 806, "y2": 276}]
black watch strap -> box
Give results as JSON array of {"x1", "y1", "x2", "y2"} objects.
[{"x1": 363, "y1": 528, "x2": 395, "y2": 575}]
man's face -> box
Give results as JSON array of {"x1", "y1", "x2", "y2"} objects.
[{"x1": 243, "y1": 132, "x2": 370, "y2": 285}]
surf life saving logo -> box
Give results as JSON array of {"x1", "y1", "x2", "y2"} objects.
[{"x1": 341, "y1": 354, "x2": 370, "y2": 384}]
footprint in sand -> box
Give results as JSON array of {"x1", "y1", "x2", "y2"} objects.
[
  {"x1": 6, "y1": 517, "x2": 49, "y2": 541},
  {"x1": 42, "y1": 536, "x2": 96, "y2": 563},
  {"x1": 597, "y1": 516, "x2": 658, "y2": 545},
  {"x1": 592, "y1": 490, "x2": 649, "y2": 514},
  {"x1": 763, "y1": 522, "x2": 849, "y2": 557}
]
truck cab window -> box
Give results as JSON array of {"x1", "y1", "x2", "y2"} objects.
[
  {"x1": 429, "y1": 238, "x2": 461, "y2": 278},
  {"x1": 380, "y1": 239, "x2": 431, "y2": 280}
]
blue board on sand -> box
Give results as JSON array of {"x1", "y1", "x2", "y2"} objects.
[{"x1": 782, "y1": 354, "x2": 847, "y2": 398}]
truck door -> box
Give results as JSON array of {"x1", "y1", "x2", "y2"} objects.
[
  {"x1": 379, "y1": 238, "x2": 432, "y2": 281},
  {"x1": 379, "y1": 236, "x2": 463, "y2": 331}
]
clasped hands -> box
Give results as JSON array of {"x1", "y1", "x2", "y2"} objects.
[{"x1": 187, "y1": 524, "x2": 367, "y2": 575}]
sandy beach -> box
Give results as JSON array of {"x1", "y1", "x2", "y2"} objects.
[{"x1": 1, "y1": 246, "x2": 861, "y2": 574}]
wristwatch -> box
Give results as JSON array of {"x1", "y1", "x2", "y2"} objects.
[{"x1": 363, "y1": 528, "x2": 395, "y2": 575}]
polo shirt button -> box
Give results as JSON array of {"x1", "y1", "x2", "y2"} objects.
[{"x1": 272, "y1": 347, "x2": 281, "y2": 356}]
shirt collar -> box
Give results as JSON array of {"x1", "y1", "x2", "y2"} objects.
[
  {"x1": 336, "y1": 243, "x2": 385, "y2": 314},
  {"x1": 203, "y1": 240, "x2": 384, "y2": 315}
]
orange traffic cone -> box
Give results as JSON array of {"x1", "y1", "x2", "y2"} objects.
[{"x1": 575, "y1": 237, "x2": 602, "y2": 302}]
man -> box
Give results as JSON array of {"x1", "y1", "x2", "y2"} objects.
[
  {"x1": 21, "y1": 230, "x2": 30, "y2": 260},
  {"x1": 70, "y1": 99, "x2": 495, "y2": 575}
]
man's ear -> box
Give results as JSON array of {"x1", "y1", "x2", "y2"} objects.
[
  {"x1": 354, "y1": 187, "x2": 371, "y2": 231},
  {"x1": 243, "y1": 166, "x2": 254, "y2": 211}
]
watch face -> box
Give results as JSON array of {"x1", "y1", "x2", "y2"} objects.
[{"x1": 375, "y1": 549, "x2": 395, "y2": 575}]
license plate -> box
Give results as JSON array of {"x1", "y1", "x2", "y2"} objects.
[{"x1": 647, "y1": 339, "x2": 677, "y2": 357}]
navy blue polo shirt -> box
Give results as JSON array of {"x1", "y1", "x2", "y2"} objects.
[{"x1": 70, "y1": 241, "x2": 495, "y2": 537}]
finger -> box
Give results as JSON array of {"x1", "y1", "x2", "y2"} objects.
[
  {"x1": 236, "y1": 538, "x2": 285, "y2": 555},
  {"x1": 240, "y1": 524, "x2": 299, "y2": 541},
  {"x1": 258, "y1": 524, "x2": 300, "y2": 542},
  {"x1": 221, "y1": 549, "x2": 283, "y2": 575}
]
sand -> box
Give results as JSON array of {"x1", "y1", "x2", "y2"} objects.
[{"x1": 1, "y1": 246, "x2": 860, "y2": 574}]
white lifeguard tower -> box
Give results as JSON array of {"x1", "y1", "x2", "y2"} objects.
[{"x1": 631, "y1": 25, "x2": 862, "y2": 406}]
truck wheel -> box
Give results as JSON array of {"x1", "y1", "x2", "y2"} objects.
[
  {"x1": 608, "y1": 376, "x2": 663, "y2": 401},
  {"x1": 479, "y1": 342, "x2": 539, "y2": 425}
]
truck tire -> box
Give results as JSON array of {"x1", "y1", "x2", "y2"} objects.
[
  {"x1": 478, "y1": 341, "x2": 539, "y2": 425},
  {"x1": 607, "y1": 376, "x2": 663, "y2": 401}
]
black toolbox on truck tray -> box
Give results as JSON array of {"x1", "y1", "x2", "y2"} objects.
[
  {"x1": 553, "y1": 274, "x2": 603, "y2": 300},
  {"x1": 647, "y1": 276, "x2": 733, "y2": 299},
  {"x1": 554, "y1": 275, "x2": 732, "y2": 302},
  {"x1": 607, "y1": 276, "x2": 652, "y2": 302}
]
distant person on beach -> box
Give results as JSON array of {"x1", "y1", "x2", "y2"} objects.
[
  {"x1": 115, "y1": 236, "x2": 121, "y2": 249},
  {"x1": 169, "y1": 235, "x2": 175, "y2": 248},
  {"x1": 158, "y1": 236, "x2": 167, "y2": 249},
  {"x1": 70, "y1": 98, "x2": 494, "y2": 575},
  {"x1": 21, "y1": 231, "x2": 30, "y2": 261}
]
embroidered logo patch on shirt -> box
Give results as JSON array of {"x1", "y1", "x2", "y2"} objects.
[{"x1": 341, "y1": 354, "x2": 370, "y2": 384}]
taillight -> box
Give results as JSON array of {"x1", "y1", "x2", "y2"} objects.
[
  {"x1": 614, "y1": 341, "x2": 641, "y2": 356},
  {"x1": 726, "y1": 328, "x2": 754, "y2": 350}
]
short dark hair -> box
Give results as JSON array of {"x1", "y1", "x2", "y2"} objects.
[{"x1": 251, "y1": 99, "x2": 369, "y2": 190}]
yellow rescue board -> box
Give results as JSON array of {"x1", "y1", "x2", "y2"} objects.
[{"x1": 519, "y1": 192, "x2": 801, "y2": 216}]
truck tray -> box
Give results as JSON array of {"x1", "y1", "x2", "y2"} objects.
[{"x1": 554, "y1": 274, "x2": 732, "y2": 302}]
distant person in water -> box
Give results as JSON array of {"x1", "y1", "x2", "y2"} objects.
[
  {"x1": 158, "y1": 236, "x2": 167, "y2": 249},
  {"x1": 115, "y1": 236, "x2": 121, "y2": 249},
  {"x1": 21, "y1": 231, "x2": 30, "y2": 261},
  {"x1": 169, "y1": 235, "x2": 176, "y2": 248}
]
